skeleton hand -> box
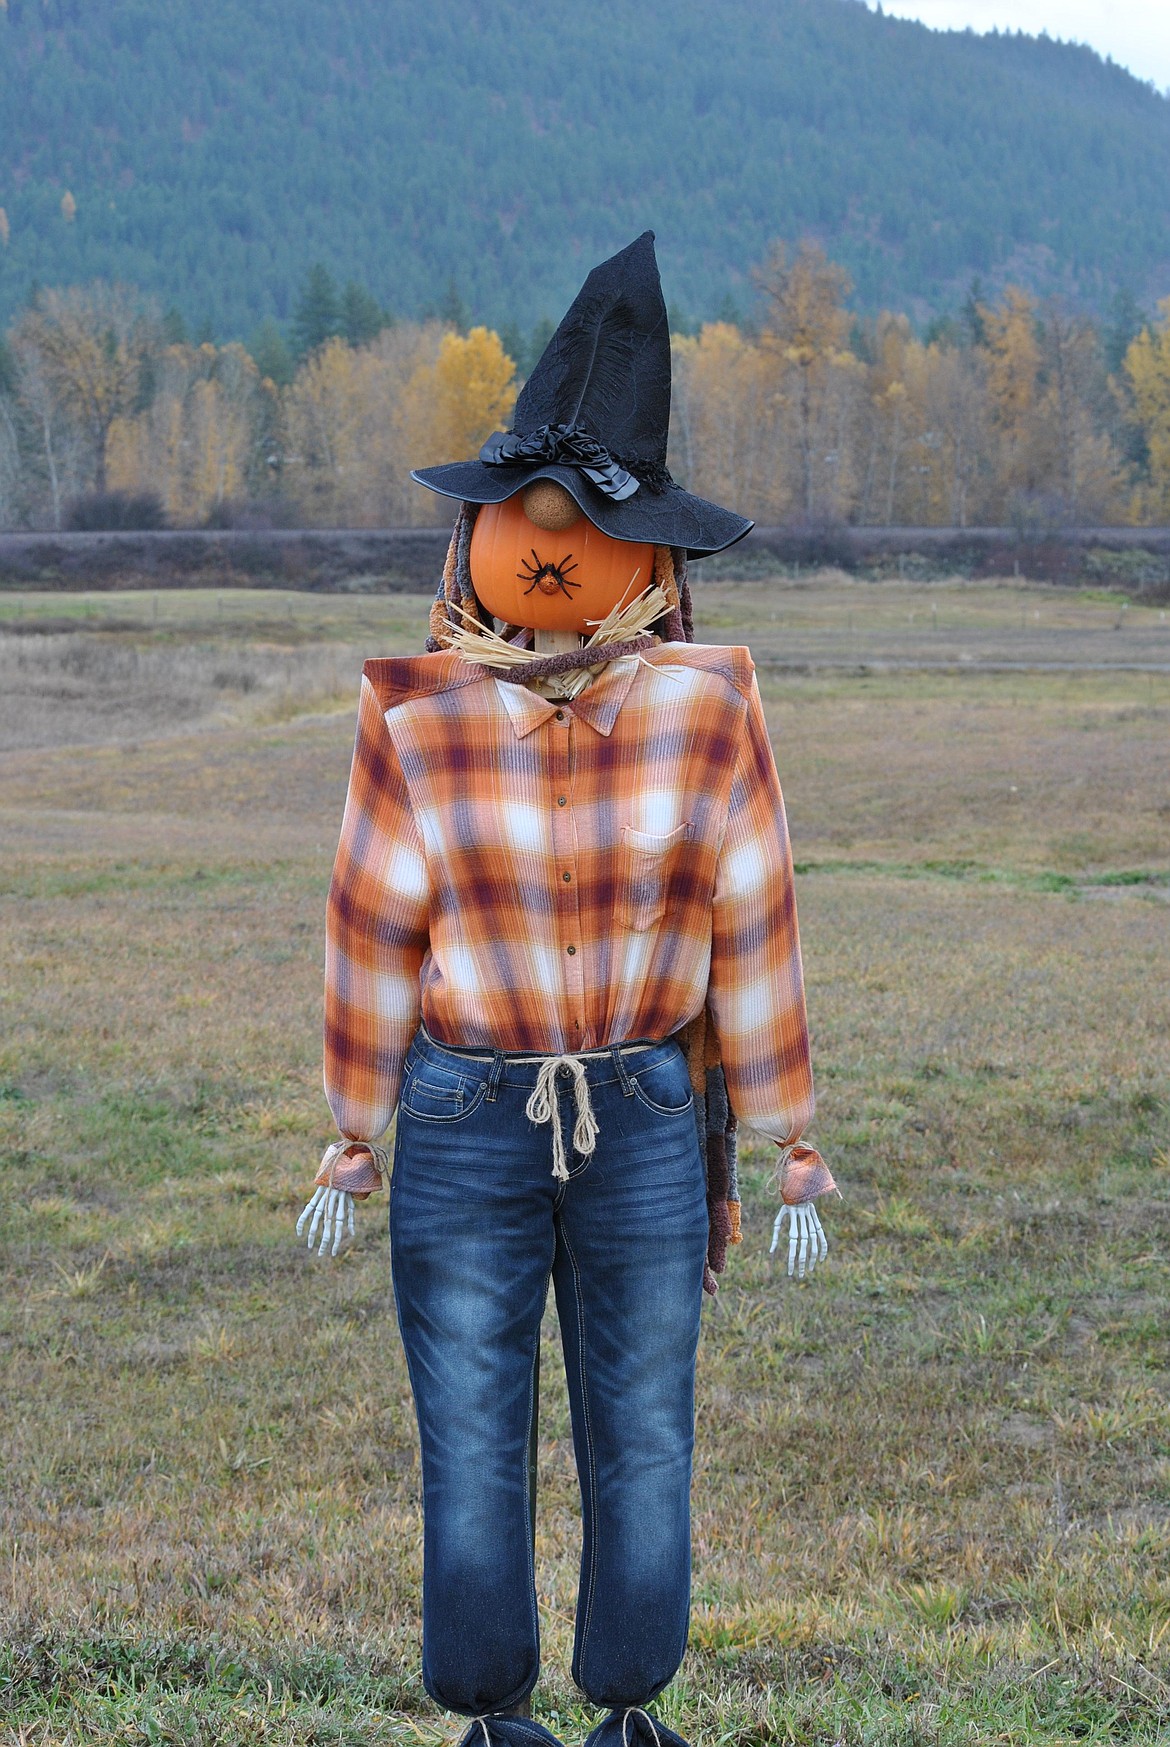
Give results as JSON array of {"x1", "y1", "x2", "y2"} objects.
[
  {"x1": 770, "y1": 1200, "x2": 828, "y2": 1279},
  {"x1": 296, "y1": 1185, "x2": 356, "y2": 1257}
]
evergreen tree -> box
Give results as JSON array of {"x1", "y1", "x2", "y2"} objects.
[
  {"x1": 249, "y1": 315, "x2": 294, "y2": 386},
  {"x1": 162, "y1": 306, "x2": 188, "y2": 345},
  {"x1": 524, "y1": 317, "x2": 555, "y2": 374},
  {"x1": 1104, "y1": 289, "x2": 1148, "y2": 375},
  {"x1": 438, "y1": 277, "x2": 468, "y2": 333},
  {"x1": 340, "y1": 280, "x2": 386, "y2": 347},
  {"x1": 293, "y1": 264, "x2": 340, "y2": 358},
  {"x1": 713, "y1": 293, "x2": 741, "y2": 328},
  {"x1": 923, "y1": 310, "x2": 963, "y2": 347},
  {"x1": 0, "y1": 334, "x2": 17, "y2": 396},
  {"x1": 497, "y1": 320, "x2": 524, "y2": 374},
  {"x1": 962, "y1": 278, "x2": 988, "y2": 349}
]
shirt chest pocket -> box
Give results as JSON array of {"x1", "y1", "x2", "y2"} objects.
[{"x1": 613, "y1": 821, "x2": 694, "y2": 932}]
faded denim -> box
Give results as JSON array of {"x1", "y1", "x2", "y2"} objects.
[{"x1": 389, "y1": 1022, "x2": 709, "y2": 1723}]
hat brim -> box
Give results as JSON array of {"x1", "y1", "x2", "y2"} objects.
[{"x1": 410, "y1": 460, "x2": 753, "y2": 559}]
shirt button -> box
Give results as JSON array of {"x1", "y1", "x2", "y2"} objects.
[
  {"x1": 562, "y1": 871, "x2": 572, "y2": 882},
  {"x1": 555, "y1": 709, "x2": 566, "y2": 722},
  {"x1": 566, "y1": 944, "x2": 577, "y2": 955},
  {"x1": 557, "y1": 795, "x2": 567, "y2": 807}
]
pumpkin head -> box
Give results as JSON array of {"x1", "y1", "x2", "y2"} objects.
[{"x1": 469, "y1": 483, "x2": 655, "y2": 635}]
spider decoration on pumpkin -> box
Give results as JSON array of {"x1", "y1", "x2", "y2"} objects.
[{"x1": 518, "y1": 548, "x2": 580, "y2": 599}]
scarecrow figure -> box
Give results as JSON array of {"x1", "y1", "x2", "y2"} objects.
[{"x1": 298, "y1": 234, "x2": 839, "y2": 1747}]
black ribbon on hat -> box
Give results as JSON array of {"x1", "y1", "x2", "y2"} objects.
[{"x1": 479, "y1": 423, "x2": 641, "y2": 501}]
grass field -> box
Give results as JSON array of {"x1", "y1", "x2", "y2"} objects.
[{"x1": 1, "y1": 578, "x2": 1168, "y2": 1746}]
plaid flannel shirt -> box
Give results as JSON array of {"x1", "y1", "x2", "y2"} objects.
[{"x1": 319, "y1": 641, "x2": 834, "y2": 1205}]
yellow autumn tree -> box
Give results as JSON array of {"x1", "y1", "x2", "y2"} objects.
[
  {"x1": 283, "y1": 321, "x2": 501, "y2": 526},
  {"x1": 1123, "y1": 300, "x2": 1170, "y2": 521},
  {"x1": 283, "y1": 338, "x2": 365, "y2": 523},
  {"x1": 754, "y1": 239, "x2": 864, "y2": 521},
  {"x1": 11, "y1": 283, "x2": 159, "y2": 492},
  {"x1": 1036, "y1": 303, "x2": 1123, "y2": 522},
  {"x1": 980, "y1": 287, "x2": 1043, "y2": 505},
  {"x1": 908, "y1": 342, "x2": 993, "y2": 527},
  {"x1": 429, "y1": 326, "x2": 517, "y2": 467},
  {"x1": 108, "y1": 341, "x2": 262, "y2": 522},
  {"x1": 362, "y1": 322, "x2": 449, "y2": 524},
  {"x1": 187, "y1": 344, "x2": 260, "y2": 515},
  {"x1": 670, "y1": 324, "x2": 780, "y2": 519},
  {"x1": 389, "y1": 324, "x2": 516, "y2": 520},
  {"x1": 855, "y1": 313, "x2": 919, "y2": 525}
]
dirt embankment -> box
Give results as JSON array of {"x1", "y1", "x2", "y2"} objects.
[
  {"x1": 2, "y1": 524, "x2": 1170, "y2": 599},
  {"x1": 0, "y1": 527, "x2": 452, "y2": 593}
]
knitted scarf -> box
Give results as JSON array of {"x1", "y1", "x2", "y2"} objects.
[{"x1": 425, "y1": 503, "x2": 741, "y2": 1295}]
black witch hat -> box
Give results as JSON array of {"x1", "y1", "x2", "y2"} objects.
[{"x1": 411, "y1": 232, "x2": 753, "y2": 558}]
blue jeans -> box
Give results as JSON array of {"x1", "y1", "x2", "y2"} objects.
[{"x1": 389, "y1": 1023, "x2": 709, "y2": 1721}]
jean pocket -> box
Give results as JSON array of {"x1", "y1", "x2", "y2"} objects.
[
  {"x1": 401, "y1": 1065, "x2": 489, "y2": 1123},
  {"x1": 613, "y1": 821, "x2": 693, "y2": 931},
  {"x1": 629, "y1": 1049, "x2": 695, "y2": 1115}
]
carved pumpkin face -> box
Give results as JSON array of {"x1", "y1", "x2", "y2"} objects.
[{"x1": 469, "y1": 484, "x2": 655, "y2": 635}]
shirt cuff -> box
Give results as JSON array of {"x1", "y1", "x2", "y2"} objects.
[
  {"x1": 314, "y1": 1140, "x2": 388, "y2": 1195},
  {"x1": 777, "y1": 1143, "x2": 838, "y2": 1205}
]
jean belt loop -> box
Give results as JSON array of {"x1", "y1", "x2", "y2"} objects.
[
  {"x1": 610, "y1": 1041, "x2": 636, "y2": 1097},
  {"x1": 485, "y1": 1050, "x2": 506, "y2": 1102}
]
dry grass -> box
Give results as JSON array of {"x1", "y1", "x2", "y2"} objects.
[{"x1": 1, "y1": 579, "x2": 1168, "y2": 1744}]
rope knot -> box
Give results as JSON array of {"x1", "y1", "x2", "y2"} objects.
[
  {"x1": 622, "y1": 1710, "x2": 663, "y2": 1747},
  {"x1": 525, "y1": 1054, "x2": 599, "y2": 1180},
  {"x1": 320, "y1": 1139, "x2": 390, "y2": 1189}
]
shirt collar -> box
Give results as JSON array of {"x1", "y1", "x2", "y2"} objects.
[{"x1": 494, "y1": 655, "x2": 642, "y2": 739}]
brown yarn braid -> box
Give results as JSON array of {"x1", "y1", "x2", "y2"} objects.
[{"x1": 424, "y1": 503, "x2": 740, "y2": 1294}]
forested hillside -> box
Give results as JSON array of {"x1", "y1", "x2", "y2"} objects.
[{"x1": 1, "y1": 0, "x2": 1169, "y2": 336}]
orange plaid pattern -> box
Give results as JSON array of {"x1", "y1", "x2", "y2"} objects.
[{"x1": 319, "y1": 641, "x2": 834, "y2": 1202}]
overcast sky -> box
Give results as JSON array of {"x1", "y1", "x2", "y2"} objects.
[{"x1": 866, "y1": 2, "x2": 1170, "y2": 93}]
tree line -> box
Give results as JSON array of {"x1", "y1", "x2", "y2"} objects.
[{"x1": 2, "y1": 245, "x2": 1169, "y2": 534}]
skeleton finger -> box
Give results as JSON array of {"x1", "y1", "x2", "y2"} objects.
[
  {"x1": 794, "y1": 1206, "x2": 808, "y2": 1277},
  {"x1": 306, "y1": 1193, "x2": 327, "y2": 1250},
  {"x1": 330, "y1": 1192, "x2": 350, "y2": 1257},
  {"x1": 770, "y1": 1204, "x2": 787, "y2": 1256},
  {"x1": 805, "y1": 1206, "x2": 821, "y2": 1275},
  {"x1": 296, "y1": 1185, "x2": 325, "y2": 1238},
  {"x1": 317, "y1": 1190, "x2": 338, "y2": 1257}
]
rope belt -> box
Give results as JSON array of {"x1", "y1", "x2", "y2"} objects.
[
  {"x1": 525, "y1": 1054, "x2": 600, "y2": 1182},
  {"x1": 416, "y1": 1025, "x2": 658, "y2": 1184}
]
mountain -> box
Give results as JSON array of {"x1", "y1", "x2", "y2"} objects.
[{"x1": 1, "y1": 0, "x2": 1169, "y2": 337}]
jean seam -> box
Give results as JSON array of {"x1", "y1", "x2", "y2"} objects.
[
  {"x1": 400, "y1": 1080, "x2": 490, "y2": 1124},
  {"x1": 388, "y1": 1236, "x2": 434, "y2": 1687},
  {"x1": 559, "y1": 1219, "x2": 601, "y2": 1679},
  {"x1": 522, "y1": 1264, "x2": 553, "y2": 1674},
  {"x1": 629, "y1": 1083, "x2": 695, "y2": 1119}
]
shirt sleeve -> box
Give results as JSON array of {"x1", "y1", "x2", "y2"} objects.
[
  {"x1": 317, "y1": 673, "x2": 430, "y2": 1194},
  {"x1": 707, "y1": 672, "x2": 837, "y2": 1204}
]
